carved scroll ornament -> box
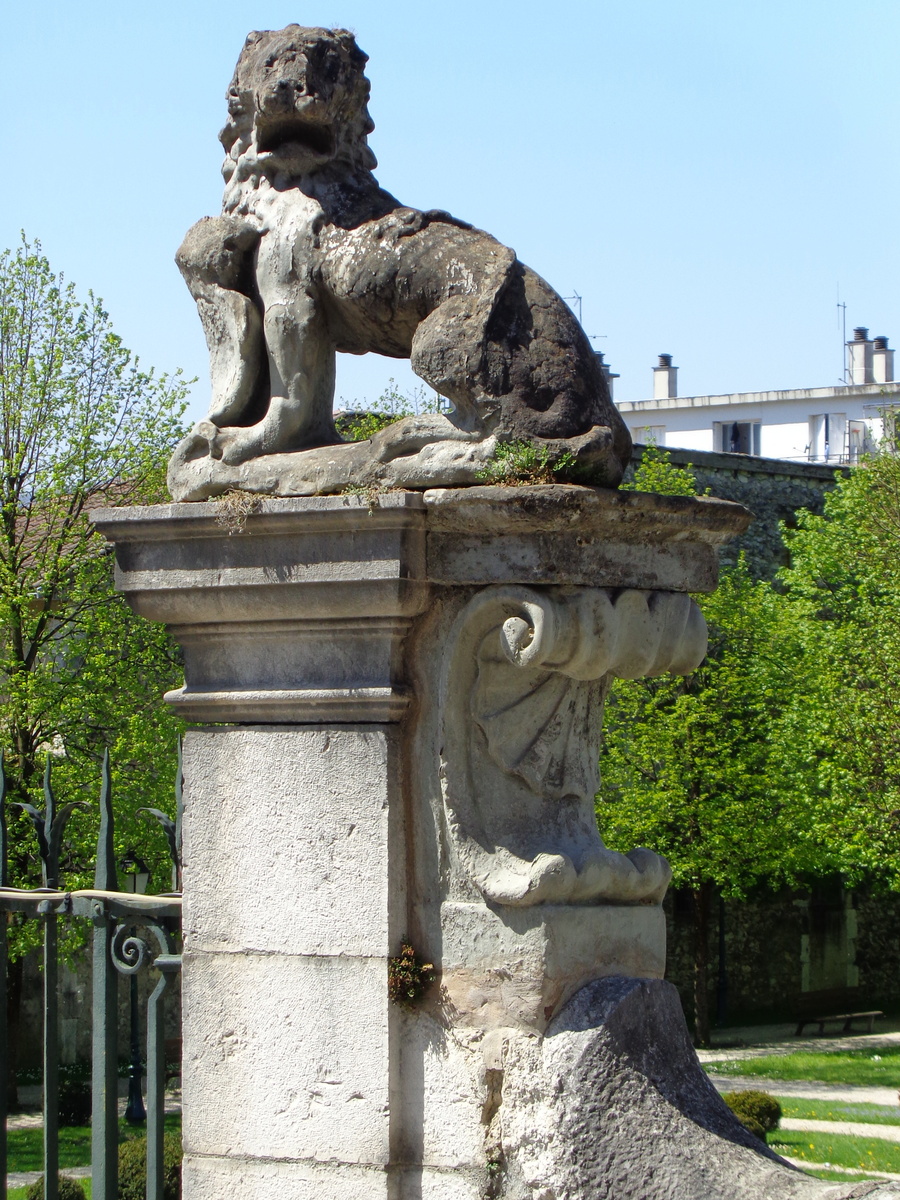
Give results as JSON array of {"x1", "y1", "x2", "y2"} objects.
[{"x1": 440, "y1": 586, "x2": 707, "y2": 907}]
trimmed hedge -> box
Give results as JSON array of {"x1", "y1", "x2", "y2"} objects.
[
  {"x1": 26, "y1": 1176, "x2": 87, "y2": 1200},
  {"x1": 724, "y1": 1090, "x2": 782, "y2": 1142},
  {"x1": 117, "y1": 1131, "x2": 182, "y2": 1200}
]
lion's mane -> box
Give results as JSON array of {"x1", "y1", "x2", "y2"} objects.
[{"x1": 220, "y1": 25, "x2": 378, "y2": 212}]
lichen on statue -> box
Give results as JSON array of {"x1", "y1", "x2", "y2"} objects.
[{"x1": 168, "y1": 24, "x2": 632, "y2": 501}]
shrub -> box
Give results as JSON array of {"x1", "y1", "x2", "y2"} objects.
[
  {"x1": 117, "y1": 1131, "x2": 182, "y2": 1200},
  {"x1": 58, "y1": 1075, "x2": 91, "y2": 1127},
  {"x1": 724, "y1": 1090, "x2": 782, "y2": 1142},
  {"x1": 26, "y1": 1176, "x2": 87, "y2": 1200}
]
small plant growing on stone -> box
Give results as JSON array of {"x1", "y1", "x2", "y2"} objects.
[
  {"x1": 340, "y1": 481, "x2": 386, "y2": 512},
  {"x1": 212, "y1": 488, "x2": 262, "y2": 535},
  {"x1": 476, "y1": 440, "x2": 577, "y2": 486},
  {"x1": 26, "y1": 1176, "x2": 87, "y2": 1200},
  {"x1": 388, "y1": 940, "x2": 434, "y2": 1006},
  {"x1": 620, "y1": 439, "x2": 700, "y2": 497},
  {"x1": 723, "y1": 1090, "x2": 781, "y2": 1143}
]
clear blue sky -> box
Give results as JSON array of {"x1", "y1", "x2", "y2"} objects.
[{"x1": 4, "y1": 1, "x2": 899, "y2": 423}]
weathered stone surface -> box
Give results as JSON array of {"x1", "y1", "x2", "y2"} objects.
[
  {"x1": 182, "y1": 1156, "x2": 389, "y2": 1200},
  {"x1": 490, "y1": 976, "x2": 899, "y2": 1199},
  {"x1": 182, "y1": 952, "x2": 390, "y2": 1164},
  {"x1": 390, "y1": 976, "x2": 900, "y2": 1197},
  {"x1": 181, "y1": 726, "x2": 401, "y2": 957},
  {"x1": 179, "y1": 723, "x2": 402, "y2": 1194},
  {"x1": 96, "y1": 489, "x2": 881, "y2": 1200},
  {"x1": 439, "y1": 901, "x2": 666, "y2": 1030},
  {"x1": 168, "y1": 26, "x2": 632, "y2": 500}
]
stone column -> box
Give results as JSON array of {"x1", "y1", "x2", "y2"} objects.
[{"x1": 96, "y1": 485, "x2": 854, "y2": 1200}]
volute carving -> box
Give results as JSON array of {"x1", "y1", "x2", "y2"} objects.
[{"x1": 440, "y1": 586, "x2": 707, "y2": 907}]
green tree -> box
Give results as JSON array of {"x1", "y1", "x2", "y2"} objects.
[
  {"x1": 0, "y1": 235, "x2": 188, "y2": 838},
  {"x1": 0, "y1": 237, "x2": 189, "y2": 1098},
  {"x1": 597, "y1": 560, "x2": 809, "y2": 1045},
  {"x1": 335, "y1": 378, "x2": 446, "y2": 441},
  {"x1": 776, "y1": 452, "x2": 900, "y2": 884}
]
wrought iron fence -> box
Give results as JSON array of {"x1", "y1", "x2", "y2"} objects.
[{"x1": 0, "y1": 750, "x2": 182, "y2": 1200}]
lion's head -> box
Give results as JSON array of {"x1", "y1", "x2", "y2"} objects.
[{"x1": 220, "y1": 25, "x2": 376, "y2": 187}]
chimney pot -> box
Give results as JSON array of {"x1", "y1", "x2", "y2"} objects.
[
  {"x1": 873, "y1": 335, "x2": 894, "y2": 383},
  {"x1": 652, "y1": 354, "x2": 677, "y2": 399},
  {"x1": 849, "y1": 327, "x2": 875, "y2": 384},
  {"x1": 594, "y1": 350, "x2": 619, "y2": 398}
]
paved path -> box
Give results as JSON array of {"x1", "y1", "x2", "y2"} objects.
[
  {"x1": 697, "y1": 1022, "x2": 900, "y2": 1063},
  {"x1": 7, "y1": 1165, "x2": 90, "y2": 1190},
  {"x1": 702, "y1": 1028, "x2": 900, "y2": 1184},
  {"x1": 710, "y1": 1074, "x2": 900, "y2": 1107},
  {"x1": 780, "y1": 1117, "x2": 900, "y2": 1142}
]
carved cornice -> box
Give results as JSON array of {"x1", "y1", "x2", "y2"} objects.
[{"x1": 91, "y1": 486, "x2": 748, "y2": 726}]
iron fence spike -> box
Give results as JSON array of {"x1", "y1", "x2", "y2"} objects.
[{"x1": 94, "y1": 748, "x2": 117, "y2": 891}]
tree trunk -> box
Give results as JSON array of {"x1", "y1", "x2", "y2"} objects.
[
  {"x1": 6, "y1": 951, "x2": 22, "y2": 1109},
  {"x1": 691, "y1": 881, "x2": 714, "y2": 1048}
]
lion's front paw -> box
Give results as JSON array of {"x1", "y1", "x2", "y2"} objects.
[{"x1": 171, "y1": 422, "x2": 220, "y2": 464}]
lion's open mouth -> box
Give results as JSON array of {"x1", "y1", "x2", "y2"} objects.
[{"x1": 256, "y1": 117, "x2": 335, "y2": 158}]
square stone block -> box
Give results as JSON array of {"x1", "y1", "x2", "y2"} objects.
[
  {"x1": 182, "y1": 726, "x2": 403, "y2": 958},
  {"x1": 182, "y1": 952, "x2": 390, "y2": 1165},
  {"x1": 183, "y1": 1155, "x2": 389, "y2": 1200}
]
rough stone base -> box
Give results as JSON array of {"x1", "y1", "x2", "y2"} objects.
[{"x1": 396, "y1": 977, "x2": 900, "y2": 1199}]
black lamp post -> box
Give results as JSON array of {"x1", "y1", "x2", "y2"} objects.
[{"x1": 120, "y1": 850, "x2": 150, "y2": 1125}]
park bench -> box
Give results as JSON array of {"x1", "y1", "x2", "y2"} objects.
[{"x1": 793, "y1": 987, "x2": 883, "y2": 1036}]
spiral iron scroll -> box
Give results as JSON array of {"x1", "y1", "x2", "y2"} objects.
[{"x1": 111, "y1": 920, "x2": 173, "y2": 976}]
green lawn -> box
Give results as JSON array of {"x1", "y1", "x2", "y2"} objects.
[
  {"x1": 706, "y1": 1048, "x2": 900, "y2": 1087},
  {"x1": 7, "y1": 1115, "x2": 181, "y2": 1176},
  {"x1": 802, "y1": 1167, "x2": 894, "y2": 1183},
  {"x1": 780, "y1": 1097, "x2": 900, "y2": 1126},
  {"x1": 771, "y1": 1129, "x2": 900, "y2": 1173}
]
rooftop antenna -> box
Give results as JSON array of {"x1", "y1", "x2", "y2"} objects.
[
  {"x1": 564, "y1": 292, "x2": 583, "y2": 325},
  {"x1": 837, "y1": 290, "x2": 848, "y2": 383}
]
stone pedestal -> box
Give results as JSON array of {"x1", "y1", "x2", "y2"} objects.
[{"x1": 95, "y1": 486, "x2": 883, "y2": 1200}]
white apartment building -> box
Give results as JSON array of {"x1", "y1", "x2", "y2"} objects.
[{"x1": 612, "y1": 329, "x2": 900, "y2": 464}]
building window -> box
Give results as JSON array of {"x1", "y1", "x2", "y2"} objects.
[
  {"x1": 715, "y1": 421, "x2": 761, "y2": 455},
  {"x1": 631, "y1": 425, "x2": 666, "y2": 446},
  {"x1": 847, "y1": 420, "x2": 871, "y2": 464},
  {"x1": 808, "y1": 413, "x2": 846, "y2": 463}
]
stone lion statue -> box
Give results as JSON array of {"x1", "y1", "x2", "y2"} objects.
[{"x1": 168, "y1": 25, "x2": 631, "y2": 501}]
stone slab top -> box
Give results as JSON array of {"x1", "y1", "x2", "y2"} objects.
[
  {"x1": 91, "y1": 484, "x2": 750, "y2": 545},
  {"x1": 421, "y1": 485, "x2": 751, "y2": 544},
  {"x1": 91, "y1": 485, "x2": 752, "y2": 602}
]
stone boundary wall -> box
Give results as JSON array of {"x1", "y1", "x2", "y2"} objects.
[{"x1": 664, "y1": 886, "x2": 900, "y2": 1028}]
